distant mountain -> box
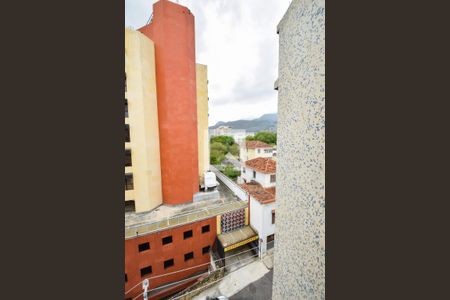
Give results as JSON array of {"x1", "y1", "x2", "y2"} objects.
[{"x1": 209, "y1": 113, "x2": 277, "y2": 133}]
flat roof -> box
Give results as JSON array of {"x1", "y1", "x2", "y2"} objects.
[{"x1": 125, "y1": 184, "x2": 247, "y2": 239}]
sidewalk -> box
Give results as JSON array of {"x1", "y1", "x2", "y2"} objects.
[
  {"x1": 192, "y1": 250, "x2": 274, "y2": 300},
  {"x1": 192, "y1": 258, "x2": 270, "y2": 300}
]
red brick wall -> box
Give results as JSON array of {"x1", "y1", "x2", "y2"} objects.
[
  {"x1": 125, "y1": 218, "x2": 217, "y2": 299},
  {"x1": 139, "y1": 0, "x2": 199, "y2": 205}
]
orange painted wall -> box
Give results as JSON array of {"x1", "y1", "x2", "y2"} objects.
[
  {"x1": 125, "y1": 218, "x2": 217, "y2": 299},
  {"x1": 139, "y1": 0, "x2": 199, "y2": 205}
]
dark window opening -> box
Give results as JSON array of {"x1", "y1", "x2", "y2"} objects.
[
  {"x1": 202, "y1": 246, "x2": 210, "y2": 254},
  {"x1": 125, "y1": 124, "x2": 130, "y2": 142},
  {"x1": 201, "y1": 225, "x2": 210, "y2": 233},
  {"x1": 272, "y1": 210, "x2": 275, "y2": 224},
  {"x1": 162, "y1": 236, "x2": 172, "y2": 245},
  {"x1": 125, "y1": 200, "x2": 135, "y2": 213},
  {"x1": 138, "y1": 242, "x2": 150, "y2": 252},
  {"x1": 125, "y1": 150, "x2": 132, "y2": 167},
  {"x1": 183, "y1": 230, "x2": 193, "y2": 239},
  {"x1": 125, "y1": 99, "x2": 129, "y2": 118},
  {"x1": 184, "y1": 252, "x2": 194, "y2": 261},
  {"x1": 140, "y1": 266, "x2": 152, "y2": 277},
  {"x1": 125, "y1": 174, "x2": 134, "y2": 190},
  {"x1": 164, "y1": 259, "x2": 174, "y2": 269},
  {"x1": 253, "y1": 170, "x2": 256, "y2": 179},
  {"x1": 125, "y1": 273, "x2": 128, "y2": 282},
  {"x1": 270, "y1": 174, "x2": 276, "y2": 183}
]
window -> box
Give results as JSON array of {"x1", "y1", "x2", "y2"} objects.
[
  {"x1": 162, "y1": 236, "x2": 172, "y2": 245},
  {"x1": 184, "y1": 252, "x2": 194, "y2": 261},
  {"x1": 125, "y1": 150, "x2": 132, "y2": 167},
  {"x1": 125, "y1": 174, "x2": 134, "y2": 190},
  {"x1": 202, "y1": 246, "x2": 210, "y2": 254},
  {"x1": 201, "y1": 225, "x2": 210, "y2": 233},
  {"x1": 125, "y1": 200, "x2": 135, "y2": 213},
  {"x1": 140, "y1": 266, "x2": 152, "y2": 277},
  {"x1": 138, "y1": 242, "x2": 150, "y2": 252},
  {"x1": 183, "y1": 230, "x2": 193, "y2": 239},
  {"x1": 125, "y1": 99, "x2": 128, "y2": 118},
  {"x1": 272, "y1": 210, "x2": 275, "y2": 224},
  {"x1": 270, "y1": 174, "x2": 276, "y2": 183},
  {"x1": 125, "y1": 124, "x2": 130, "y2": 142},
  {"x1": 125, "y1": 273, "x2": 128, "y2": 282},
  {"x1": 264, "y1": 149, "x2": 272, "y2": 153},
  {"x1": 257, "y1": 149, "x2": 261, "y2": 153},
  {"x1": 253, "y1": 171, "x2": 256, "y2": 179},
  {"x1": 242, "y1": 168, "x2": 246, "y2": 173},
  {"x1": 164, "y1": 259, "x2": 174, "y2": 269}
]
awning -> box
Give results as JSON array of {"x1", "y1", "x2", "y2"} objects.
[{"x1": 217, "y1": 225, "x2": 258, "y2": 252}]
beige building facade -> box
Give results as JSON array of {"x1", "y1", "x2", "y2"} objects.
[
  {"x1": 196, "y1": 64, "x2": 210, "y2": 184},
  {"x1": 125, "y1": 28, "x2": 163, "y2": 213}
]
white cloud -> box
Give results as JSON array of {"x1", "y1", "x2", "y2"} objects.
[{"x1": 125, "y1": 0, "x2": 291, "y2": 126}]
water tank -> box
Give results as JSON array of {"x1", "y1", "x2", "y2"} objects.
[{"x1": 204, "y1": 171, "x2": 218, "y2": 188}]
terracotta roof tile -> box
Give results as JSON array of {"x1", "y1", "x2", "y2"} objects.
[
  {"x1": 246, "y1": 141, "x2": 273, "y2": 149},
  {"x1": 245, "y1": 157, "x2": 276, "y2": 174},
  {"x1": 240, "y1": 181, "x2": 276, "y2": 204}
]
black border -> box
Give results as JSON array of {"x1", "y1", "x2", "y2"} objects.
[
  {"x1": 3, "y1": 0, "x2": 124, "y2": 298},
  {"x1": 327, "y1": 0, "x2": 450, "y2": 298}
]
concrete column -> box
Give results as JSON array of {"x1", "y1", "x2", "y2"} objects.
[{"x1": 272, "y1": 0, "x2": 325, "y2": 299}]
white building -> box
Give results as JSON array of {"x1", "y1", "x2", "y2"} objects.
[
  {"x1": 239, "y1": 140, "x2": 276, "y2": 162},
  {"x1": 239, "y1": 157, "x2": 277, "y2": 254},
  {"x1": 241, "y1": 157, "x2": 276, "y2": 188},
  {"x1": 209, "y1": 126, "x2": 253, "y2": 145}
]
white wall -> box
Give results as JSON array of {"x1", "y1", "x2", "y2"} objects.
[
  {"x1": 242, "y1": 166, "x2": 276, "y2": 188},
  {"x1": 249, "y1": 197, "x2": 276, "y2": 254}
]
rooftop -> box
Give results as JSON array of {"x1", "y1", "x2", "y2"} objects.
[
  {"x1": 245, "y1": 157, "x2": 276, "y2": 174},
  {"x1": 217, "y1": 225, "x2": 258, "y2": 249},
  {"x1": 125, "y1": 183, "x2": 246, "y2": 239},
  {"x1": 246, "y1": 141, "x2": 273, "y2": 149},
  {"x1": 240, "y1": 181, "x2": 276, "y2": 204}
]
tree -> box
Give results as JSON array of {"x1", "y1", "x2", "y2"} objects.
[
  {"x1": 210, "y1": 149, "x2": 225, "y2": 165},
  {"x1": 210, "y1": 142, "x2": 227, "y2": 153},
  {"x1": 223, "y1": 164, "x2": 241, "y2": 181},
  {"x1": 254, "y1": 131, "x2": 277, "y2": 145},
  {"x1": 229, "y1": 143, "x2": 240, "y2": 156},
  {"x1": 210, "y1": 135, "x2": 235, "y2": 146},
  {"x1": 246, "y1": 135, "x2": 255, "y2": 141}
]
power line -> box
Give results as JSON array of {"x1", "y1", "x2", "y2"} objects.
[
  {"x1": 132, "y1": 254, "x2": 260, "y2": 300},
  {"x1": 125, "y1": 244, "x2": 260, "y2": 295}
]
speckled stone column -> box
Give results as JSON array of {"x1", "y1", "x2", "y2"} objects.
[{"x1": 272, "y1": 0, "x2": 325, "y2": 299}]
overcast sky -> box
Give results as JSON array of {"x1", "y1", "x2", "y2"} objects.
[{"x1": 125, "y1": 0, "x2": 291, "y2": 126}]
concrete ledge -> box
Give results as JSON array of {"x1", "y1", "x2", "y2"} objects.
[{"x1": 193, "y1": 190, "x2": 220, "y2": 202}]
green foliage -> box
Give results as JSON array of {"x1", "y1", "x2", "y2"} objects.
[
  {"x1": 246, "y1": 135, "x2": 255, "y2": 141},
  {"x1": 210, "y1": 142, "x2": 227, "y2": 153},
  {"x1": 254, "y1": 131, "x2": 277, "y2": 145},
  {"x1": 210, "y1": 149, "x2": 225, "y2": 165},
  {"x1": 229, "y1": 143, "x2": 240, "y2": 156},
  {"x1": 210, "y1": 135, "x2": 235, "y2": 146},
  {"x1": 223, "y1": 164, "x2": 241, "y2": 181}
]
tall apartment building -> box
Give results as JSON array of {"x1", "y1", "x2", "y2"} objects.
[
  {"x1": 196, "y1": 64, "x2": 210, "y2": 184},
  {"x1": 272, "y1": 0, "x2": 325, "y2": 299},
  {"x1": 125, "y1": 28, "x2": 163, "y2": 213},
  {"x1": 125, "y1": 1, "x2": 250, "y2": 299}
]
